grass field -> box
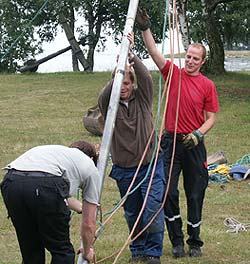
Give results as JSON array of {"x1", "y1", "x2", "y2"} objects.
[{"x1": 0, "y1": 70, "x2": 250, "y2": 264}]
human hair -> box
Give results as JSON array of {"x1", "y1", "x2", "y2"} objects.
[
  {"x1": 125, "y1": 66, "x2": 135, "y2": 83},
  {"x1": 111, "y1": 65, "x2": 135, "y2": 83},
  {"x1": 188, "y1": 43, "x2": 206, "y2": 60},
  {"x1": 70, "y1": 140, "x2": 98, "y2": 165}
]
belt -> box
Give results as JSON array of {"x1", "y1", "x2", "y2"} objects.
[
  {"x1": 163, "y1": 130, "x2": 187, "y2": 142},
  {"x1": 9, "y1": 169, "x2": 57, "y2": 178}
]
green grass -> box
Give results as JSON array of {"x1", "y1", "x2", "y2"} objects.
[{"x1": 0, "y1": 70, "x2": 250, "y2": 263}]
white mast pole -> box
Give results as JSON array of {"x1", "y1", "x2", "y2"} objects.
[
  {"x1": 97, "y1": 0, "x2": 139, "y2": 200},
  {"x1": 77, "y1": 1, "x2": 139, "y2": 263}
]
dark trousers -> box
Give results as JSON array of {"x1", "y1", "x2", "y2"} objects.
[
  {"x1": 110, "y1": 155, "x2": 166, "y2": 257},
  {"x1": 161, "y1": 133, "x2": 208, "y2": 248},
  {"x1": 1, "y1": 170, "x2": 75, "y2": 264}
]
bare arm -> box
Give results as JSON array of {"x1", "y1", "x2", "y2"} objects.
[
  {"x1": 81, "y1": 201, "x2": 97, "y2": 261},
  {"x1": 142, "y1": 29, "x2": 166, "y2": 71},
  {"x1": 199, "y1": 111, "x2": 217, "y2": 135},
  {"x1": 67, "y1": 196, "x2": 82, "y2": 213}
]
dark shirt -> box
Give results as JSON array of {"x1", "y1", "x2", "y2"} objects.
[{"x1": 98, "y1": 55, "x2": 155, "y2": 168}]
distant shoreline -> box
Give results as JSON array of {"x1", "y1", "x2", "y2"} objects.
[
  {"x1": 225, "y1": 50, "x2": 250, "y2": 58},
  {"x1": 165, "y1": 50, "x2": 250, "y2": 58}
]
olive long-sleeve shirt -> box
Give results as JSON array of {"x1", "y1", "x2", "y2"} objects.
[{"x1": 98, "y1": 55, "x2": 155, "y2": 168}]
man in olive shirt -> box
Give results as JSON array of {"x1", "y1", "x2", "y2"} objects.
[{"x1": 98, "y1": 33, "x2": 165, "y2": 264}]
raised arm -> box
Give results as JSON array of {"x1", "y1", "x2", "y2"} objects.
[
  {"x1": 98, "y1": 79, "x2": 113, "y2": 118},
  {"x1": 142, "y1": 29, "x2": 166, "y2": 71},
  {"x1": 136, "y1": 9, "x2": 166, "y2": 71}
]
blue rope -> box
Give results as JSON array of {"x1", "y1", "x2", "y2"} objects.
[
  {"x1": 0, "y1": 0, "x2": 50, "y2": 62},
  {"x1": 209, "y1": 173, "x2": 229, "y2": 183},
  {"x1": 234, "y1": 154, "x2": 250, "y2": 167}
]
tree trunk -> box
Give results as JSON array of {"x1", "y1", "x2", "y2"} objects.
[
  {"x1": 201, "y1": 0, "x2": 226, "y2": 74},
  {"x1": 177, "y1": 0, "x2": 190, "y2": 51},
  {"x1": 69, "y1": 7, "x2": 80, "y2": 72},
  {"x1": 59, "y1": 15, "x2": 90, "y2": 72}
]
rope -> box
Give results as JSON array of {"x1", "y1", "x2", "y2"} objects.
[
  {"x1": 0, "y1": 0, "x2": 50, "y2": 62},
  {"x1": 112, "y1": 1, "x2": 182, "y2": 262},
  {"x1": 208, "y1": 154, "x2": 250, "y2": 183},
  {"x1": 208, "y1": 173, "x2": 229, "y2": 183},
  {"x1": 224, "y1": 217, "x2": 250, "y2": 233},
  {"x1": 235, "y1": 154, "x2": 250, "y2": 167},
  {"x1": 95, "y1": 1, "x2": 174, "y2": 263}
]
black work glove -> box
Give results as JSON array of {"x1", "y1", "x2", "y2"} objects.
[
  {"x1": 135, "y1": 8, "x2": 151, "y2": 31},
  {"x1": 183, "y1": 130, "x2": 204, "y2": 149}
]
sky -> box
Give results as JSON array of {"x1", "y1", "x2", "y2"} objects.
[
  {"x1": 35, "y1": 30, "x2": 250, "y2": 73},
  {"x1": 36, "y1": 30, "x2": 185, "y2": 73}
]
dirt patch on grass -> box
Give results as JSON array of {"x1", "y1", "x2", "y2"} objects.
[{"x1": 219, "y1": 87, "x2": 250, "y2": 98}]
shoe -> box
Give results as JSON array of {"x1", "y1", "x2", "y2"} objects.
[
  {"x1": 144, "y1": 256, "x2": 161, "y2": 264},
  {"x1": 189, "y1": 246, "x2": 202, "y2": 257},
  {"x1": 129, "y1": 255, "x2": 146, "y2": 263},
  {"x1": 172, "y1": 245, "x2": 185, "y2": 258}
]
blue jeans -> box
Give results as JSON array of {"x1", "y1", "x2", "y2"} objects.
[{"x1": 110, "y1": 155, "x2": 166, "y2": 257}]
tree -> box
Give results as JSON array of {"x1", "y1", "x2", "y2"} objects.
[
  {"x1": 201, "y1": 0, "x2": 227, "y2": 74},
  {"x1": 187, "y1": 0, "x2": 250, "y2": 74},
  {"x1": 217, "y1": 1, "x2": 250, "y2": 50},
  {"x1": 3, "y1": 0, "x2": 247, "y2": 74},
  {"x1": 0, "y1": 0, "x2": 44, "y2": 72},
  {"x1": 177, "y1": 0, "x2": 190, "y2": 51},
  {"x1": 0, "y1": 0, "x2": 166, "y2": 72}
]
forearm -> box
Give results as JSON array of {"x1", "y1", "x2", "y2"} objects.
[
  {"x1": 81, "y1": 222, "x2": 95, "y2": 255},
  {"x1": 142, "y1": 29, "x2": 166, "y2": 70},
  {"x1": 183, "y1": 112, "x2": 217, "y2": 149},
  {"x1": 131, "y1": 54, "x2": 152, "y2": 83},
  {"x1": 142, "y1": 29, "x2": 157, "y2": 55},
  {"x1": 198, "y1": 112, "x2": 217, "y2": 135},
  {"x1": 80, "y1": 201, "x2": 97, "y2": 258},
  {"x1": 98, "y1": 80, "x2": 113, "y2": 117},
  {"x1": 67, "y1": 196, "x2": 82, "y2": 213}
]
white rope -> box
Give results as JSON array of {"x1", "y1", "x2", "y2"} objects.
[{"x1": 224, "y1": 217, "x2": 250, "y2": 234}]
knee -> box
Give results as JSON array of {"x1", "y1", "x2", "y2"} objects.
[{"x1": 147, "y1": 210, "x2": 165, "y2": 233}]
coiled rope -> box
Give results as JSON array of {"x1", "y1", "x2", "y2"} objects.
[
  {"x1": 235, "y1": 154, "x2": 250, "y2": 167},
  {"x1": 224, "y1": 217, "x2": 250, "y2": 233}
]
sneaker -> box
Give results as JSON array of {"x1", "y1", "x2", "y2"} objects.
[
  {"x1": 172, "y1": 245, "x2": 185, "y2": 258},
  {"x1": 129, "y1": 255, "x2": 146, "y2": 263},
  {"x1": 189, "y1": 246, "x2": 202, "y2": 257},
  {"x1": 144, "y1": 256, "x2": 161, "y2": 264}
]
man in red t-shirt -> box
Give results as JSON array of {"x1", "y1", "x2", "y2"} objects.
[{"x1": 136, "y1": 9, "x2": 219, "y2": 259}]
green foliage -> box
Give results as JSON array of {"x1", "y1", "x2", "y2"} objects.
[
  {"x1": 188, "y1": 0, "x2": 250, "y2": 50},
  {"x1": 217, "y1": 1, "x2": 250, "y2": 50},
  {"x1": 0, "y1": 0, "x2": 166, "y2": 72},
  {"x1": 0, "y1": 70, "x2": 250, "y2": 263},
  {"x1": 0, "y1": 1, "x2": 249, "y2": 73},
  {"x1": 0, "y1": 0, "x2": 43, "y2": 72},
  {"x1": 107, "y1": 0, "x2": 166, "y2": 58}
]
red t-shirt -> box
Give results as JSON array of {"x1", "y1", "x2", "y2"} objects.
[{"x1": 161, "y1": 61, "x2": 220, "y2": 134}]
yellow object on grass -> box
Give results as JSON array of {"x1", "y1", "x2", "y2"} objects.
[{"x1": 209, "y1": 164, "x2": 232, "y2": 179}]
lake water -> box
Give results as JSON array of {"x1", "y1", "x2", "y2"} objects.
[{"x1": 224, "y1": 57, "x2": 250, "y2": 71}]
